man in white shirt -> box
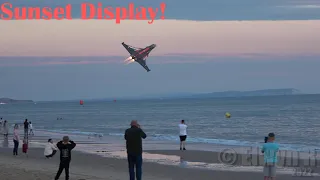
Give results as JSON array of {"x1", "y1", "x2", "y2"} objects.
[
  {"x1": 44, "y1": 138, "x2": 58, "y2": 158},
  {"x1": 179, "y1": 120, "x2": 187, "y2": 150}
]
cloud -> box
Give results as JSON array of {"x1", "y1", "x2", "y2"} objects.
[{"x1": 1, "y1": 20, "x2": 320, "y2": 58}]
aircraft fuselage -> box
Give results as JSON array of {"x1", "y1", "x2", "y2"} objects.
[{"x1": 131, "y1": 44, "x2": 156, "y2": 60}]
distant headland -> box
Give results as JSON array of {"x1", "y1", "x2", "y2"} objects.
[
  {"x1": 90, "y1": 88, "x2": 302, "y2": 101},
  {"x1": 132, "y1": 88, "x2": 302, "y2": 100},
  {"x1": 188, "y1": 88, "x2": 301, "y2": 98},
  {"x1": 0, "y1": 98, "x2": 34, "y2": 104}
]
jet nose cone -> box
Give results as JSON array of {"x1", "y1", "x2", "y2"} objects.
[{"x1": 153, "y1": 44, "x2": 156, "y2": 47}]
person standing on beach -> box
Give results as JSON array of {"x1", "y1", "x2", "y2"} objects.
[
  {"x1": 29, "y1": 121, "x2": 34, "y2": 136},
  {"x1": 13, "y1": 124, "x2": 20, "y2": 156},
  {"x1": 124, "y1": 120, "x2": 147, "y2": 180},
  {"x1": 3, "y1": 120, "x2": 8, "y2": 137},
  {"x1": 261, "y1": 133, "x2": 279, "y2": 180},
  {"x1": 0, "y1": 118, "x2": 2, "y2": 132},
  {"x1": 44, "y1": 138, "x2": 58, "y2": 158},
  {"x1": 24, "y1": 119, "x2": 29, "y2": 138},
  {"x1": 179, "y1": 120, "x2": 187, "y2": 150},
  {"x1": 54, "y1": 136, "x2": 76, "y2": 180}
]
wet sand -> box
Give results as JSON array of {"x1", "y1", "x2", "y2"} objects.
[{"x1": 0, "y1": 146, "x2": 318, "y2": 180}]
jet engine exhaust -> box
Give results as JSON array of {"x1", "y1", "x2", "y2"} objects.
[{"x1": 124, "y1": 56, "x2": 135, "y2": 64}]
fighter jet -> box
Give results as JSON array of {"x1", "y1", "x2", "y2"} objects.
[{"x1": 122, "y1": 42, "x2": 156, "y2": 72}]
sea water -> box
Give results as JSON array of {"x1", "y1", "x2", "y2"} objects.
[{"x1": 0, "y1": 94, "x2": 320, "y2": 152}]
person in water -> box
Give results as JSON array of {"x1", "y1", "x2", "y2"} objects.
[
  {"x1": 261, "y1": 133, "x2": 279, "y2": 180},
  {"x1": 179, "y1": 120, "x2": 187, "y2": 150},
  {"x1": 125, "y1": 120, "x2": 147, "y2": 180},
  {"x1": 54, "y1": 136, "x2": 76, "y2": 180},
  {"x1": 44, "y1": 138, "x2": 58, "y2": 158},
  {"x1": 13, "y1": 124, "x2": 20, "y2": 156}
]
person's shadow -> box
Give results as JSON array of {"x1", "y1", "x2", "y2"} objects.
[{"x1": 2, "y1": 136, "x2": 9, "y2": 148}]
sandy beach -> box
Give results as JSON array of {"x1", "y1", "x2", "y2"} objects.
[{"x1": 0, "y1": 135, "x2": 319, "y2": 180}]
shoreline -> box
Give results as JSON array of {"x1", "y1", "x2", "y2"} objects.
[
  {"x1": 0, "y1": 147, "x2": 318, "y2": 180},
  {"x1": 0, "y1": 132, "x2": 319, "y2": 179}
]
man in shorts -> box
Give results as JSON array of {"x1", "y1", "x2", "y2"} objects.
[
  {"x1": 261, "y1": 133, "x2": 279, "y2": 180},
  {"x1": 179, "y1": 120, "x2": 187, "y2": 150}
]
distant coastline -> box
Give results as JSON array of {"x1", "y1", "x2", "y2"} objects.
[
  {"x1": 0, "y1": 98, "x2": 34, "y2": 104},
  {"x1": 64, "y1": 88, "x2": 302, "y2": 102},
  {"x1": 187, "y1": 88, "x2": 301, "y2": 99}
]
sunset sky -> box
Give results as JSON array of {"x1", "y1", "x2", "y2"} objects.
[{"x1": 1, "y1": 0, "x2": 320, "y2": 101}]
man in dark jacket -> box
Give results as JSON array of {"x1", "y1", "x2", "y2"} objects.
[
  {"x1": 23, "y1": 119, "x2": 29, "y2": 138},
  {"x1": 54, "y1": 136, "x2": 76, "y2": 180},
  {"x1": 125, "y1": 120, "x2": 147, "y2": 180}
]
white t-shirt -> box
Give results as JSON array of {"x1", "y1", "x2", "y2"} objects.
[
  {"x1": 44, "y1": 143, "x2": 57, "y2": 156},
  {"x1": 29, "y1": 124, "x2": 33, "y2": 129},
  {"x1": 179, "y1": 124, "x2": 187, "y2": 136}
]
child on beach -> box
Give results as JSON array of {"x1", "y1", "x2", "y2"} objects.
[
  {"x1": 22, "y1": 139, "x2": 28, "y2": 157},
  {"x1": 29, "y1": 122, "x2": 34, "y2": 136},
  {"x1": 261, "y1": 133, "x2": 279, "y2": 180}
]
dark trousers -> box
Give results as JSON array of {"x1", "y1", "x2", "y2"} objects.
[
  {"x1": 46, "y1": 150, "x2": 57, "y2": 158},
  {"x1": 127, "y1": 153, "x2": 142, "y2": 180},
  {"x1": 13, "y1": 140, "x2": 19, "y2": 155},
  {"x1": 24, "y1": 128, "x2": 28, "y2": 138},
  {"x1": 55, "y1": 160, "x2": 70, "y2": 180}
]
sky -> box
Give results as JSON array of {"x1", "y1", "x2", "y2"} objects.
[{"x1": 1, "y1": 0, "x2": 320, "y2": 101}]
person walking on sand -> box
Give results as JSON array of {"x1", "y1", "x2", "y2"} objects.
[
  {"x1": 54, "y1": 136, "x2": 76, "y2": 180},
  {"x1": 3, "y1": 120, "x2": 8, "y2": 137},
  {"x1": 23, "y1": 119, "x2": 29, "y2": 138},
  {"x1": 179, "y1": 120, "x2": 187, "y2": 150},
  {"x1": 13, "y1": 124, "x2": 20, "y2": 156},
  {"x1": 125, "y1": 120, "x2": 147, "y2": 180},
  {"x1": 261, "y1": 133, "x2": 279, "y2": 180},
  {"x1": 45, "y1": 138, "x2": 58, "y2": 158},
  {"x1": 29, "y1": 121, "x2": 34, "y2": 136}
]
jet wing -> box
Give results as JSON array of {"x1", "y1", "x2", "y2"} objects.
[
  {"x1": 122, "y1": 42, "x2": 138, "y2": 55},
  {"x1": 136, "y1": 59, "x2": 151, "y2": 72}
]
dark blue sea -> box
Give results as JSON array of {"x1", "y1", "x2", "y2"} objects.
[{"x1": 1, "y1": 94, "x2": 320, "y2": 151}]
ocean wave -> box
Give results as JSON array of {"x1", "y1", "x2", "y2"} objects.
[
  {"x1": 108, "y1": 133, "x2": 319, "y2": 151},
  {"x1": 39, "y1": 129, "x2": 319, "y2": 152}
]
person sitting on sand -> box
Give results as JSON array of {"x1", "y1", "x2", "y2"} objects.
[
  {"x1": 261, "y1": 133, "x2": 279, "y2": 180},
  {"x1": 179, "y1": 120, "x2": 187, "y2": 150},
  {"x1": 125, "y1": 120, "x2": 147, "y2": 180},
  {"x1": 54, "y1": 136, "x2": 76, "y2": 180},
  {"x1": 13, "y1": 124, "x2": 20, "y2": 156},
  {"x1": 44, "y1": 138, "x2": 58, "y2": 158}
]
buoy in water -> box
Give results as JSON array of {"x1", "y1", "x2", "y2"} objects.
[
  {"x1": 225, "y1": 112, "x2": 231, "y2": 118},
  {"x1": 80, "y1": 100, "x2": 84, "y2": 105}
]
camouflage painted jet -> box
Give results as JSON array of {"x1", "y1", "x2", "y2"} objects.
[{"x1": 122, "y1": 42, "x2": 156, "y2": 72}]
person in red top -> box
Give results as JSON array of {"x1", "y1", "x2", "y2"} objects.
[{"x1": 22, "y1": 139, "x2": 28, "y2": 156}]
